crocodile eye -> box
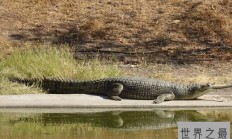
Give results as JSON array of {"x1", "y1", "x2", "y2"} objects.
[{"x1": 202, "y1": 84, "x2": 210, "y2": 88}]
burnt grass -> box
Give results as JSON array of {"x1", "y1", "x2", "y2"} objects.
[{"x1": 1, "y1": 0, "x2": 232, "y2": 64}]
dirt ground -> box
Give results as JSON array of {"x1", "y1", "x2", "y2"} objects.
[
  {"x1": 1, "y1": 0, "x2": 232, "y2": 63},
  {"x1": 0, "y1": 0, "x2": 232, "y2": 85}
]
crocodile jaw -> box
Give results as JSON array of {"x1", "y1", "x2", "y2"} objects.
[{"x1": 177, "y1": 84, "x2": 211, "y2": 100}]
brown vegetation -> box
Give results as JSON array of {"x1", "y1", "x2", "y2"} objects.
[
  {"x1": 0, "y1": 0, "x2": 232, "y2": 91},
  {"x1": 0, "y1": 0, "x2": 232, "y2": 63}
]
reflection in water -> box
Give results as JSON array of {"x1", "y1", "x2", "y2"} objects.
[
  {"x1": 18, "y1": 110, "x2": 211, "y2": 130},
  {"x1": 0, "y1": 109, "x2": 231, "y2": 139}
]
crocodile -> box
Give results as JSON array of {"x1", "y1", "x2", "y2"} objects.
[{"x1": 9, "y1": 76, "x2": 232, "y2": 104}]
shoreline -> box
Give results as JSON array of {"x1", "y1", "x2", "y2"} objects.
[{"x1": 0, "y1": 94, "x2": 231, "y2": 108}]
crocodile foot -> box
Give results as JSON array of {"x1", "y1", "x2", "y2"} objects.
[
  {"x1": 153, "y1": 93, "x2": 175, "y2": 104},
  {"x1": 153, "y1": 99, "x2": 164, "y2": 104},
  {"x1": 110, "y1": 96, "x2": 122, "y2": 101}
]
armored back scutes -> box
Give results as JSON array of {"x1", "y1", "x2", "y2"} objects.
[{"x1": 9, "y1": 76, "x2": 222, "y2": 103}]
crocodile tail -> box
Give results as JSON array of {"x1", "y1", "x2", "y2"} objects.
[
  {"x1": 8, "y1": 77, "x2": 43, "y2": 86},
  {"x1": 8, "y1": 77, "x2": 58, "y2": 93},
  {"x1": 9, "y1": 77, "x2": 84, "y2": 94}
]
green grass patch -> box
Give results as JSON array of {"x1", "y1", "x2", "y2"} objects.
[{"x1": 0, "y1": 44, "x2": 121, "y2": 95}]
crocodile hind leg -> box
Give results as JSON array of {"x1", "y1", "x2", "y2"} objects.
[
  {"x1": 153, "y1": 93, "x2": 175, "y2": 104},
  {"x1": 107, "y1": 83, "x2": 123, "y2": 101}
]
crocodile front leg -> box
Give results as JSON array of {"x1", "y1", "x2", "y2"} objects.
[
  {"x1": 107, "y1": 83, "x2": 123, "y2": 101},
  {"x1": 153, "y1": 93, "x2": 175, "y2": 104}
]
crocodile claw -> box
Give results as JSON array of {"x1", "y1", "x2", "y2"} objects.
[
  {"x1": 110, "y1": 96, "x2": 122, "y2": 101},
  {"x1": 153, "y1": 99, "x2": 164, "y2": 104}
]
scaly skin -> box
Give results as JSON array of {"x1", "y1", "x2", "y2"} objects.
[{"x1": 9, "y1": 76, "x2": 232, "y2": 104}]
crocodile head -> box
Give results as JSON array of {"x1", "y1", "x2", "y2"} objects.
[{"x1": 180, "y1": 84, "x2": 211, "y2": 99}]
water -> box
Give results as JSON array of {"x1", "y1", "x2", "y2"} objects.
[{"x1": 0, "y1": 108, "x2": 231, "y2": 139}]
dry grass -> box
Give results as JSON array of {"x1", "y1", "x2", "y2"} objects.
[
  {"x1": 1, "y1": 44, "x2": 120, "y2": 79},
  {"x1": 121, "y1": 62, "x2": 232, "y2": 85},
  {"x1": 1, "y1": 0, "x2": 231, "y2": 50},
  {"x1": 0, "y1": 0, "x2": 231, "y2": 65},
  {"x1": 0, "y1": 43, "x2": 232, "y2": 95},
  {"x1": 0, "y1": 0, "x2": 232, "y2": 95},
  {"x1": 0, "y1": 44, "x2": 120, "y2": 95}
]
